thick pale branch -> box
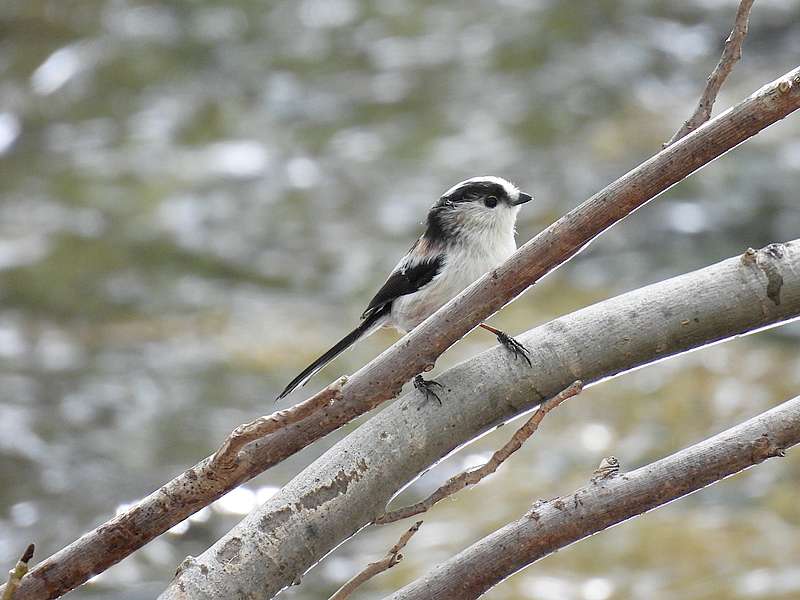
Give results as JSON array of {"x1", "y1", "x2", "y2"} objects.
[
  {"x1": 328, "y1": 521, "x2": 422, "y2": 600},
  {"x1": 384, "y1": 394, "x2": 800, "y2": 600},
  {"x1": 374, "y1": 381, "x2": 583, "y2": 525},
  {"x1": 8, "y1": 67, "x2": 800, "y2": 600},
  {"x1": 667, "y1": 0, "x2": 756, "y2": 145},
  {"x1": 161, "y1": 241, "x2": 800, "y2": 600}
]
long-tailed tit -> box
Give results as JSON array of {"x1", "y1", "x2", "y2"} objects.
[{"x1": 277, "y1": 176, "x2": 533, "y2": 402}]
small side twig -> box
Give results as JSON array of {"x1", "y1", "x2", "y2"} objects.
[
  {"x1": 3, "y1": 545, "x2": 34, "y2": 600},
  {"x1": 665, "y1": 0, "x2": 755, "y2": 146},
  {"x1": 209, "y1": 376, "x2": 347, "y2": 470},
  {"x1": 328, "y1": 521, "x2": 423, "y2": 600},
  {"x1": 374, "y1": 381, "x2": 583, "y2": 525}
]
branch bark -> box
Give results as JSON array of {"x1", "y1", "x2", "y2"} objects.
[
  {"x1": 160, "y1": 240, "x2": 800, "y2": 600},
  {"x1": 383, "y1": 394, "x2": 800, "y2": 600},
  {"x1": 666, "y1": 0, "x2": 756, "y2": 146},
  {"x1": 7, "y1": 66, "x2": 800, "y2": 600}
]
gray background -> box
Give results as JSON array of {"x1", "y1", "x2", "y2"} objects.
[{"x1": 1, "y1": 1, "x2": 799, "y2": 598}]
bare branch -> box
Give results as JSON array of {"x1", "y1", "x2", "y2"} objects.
[
  {"x1": 328, "y1": 521, "x2": 422, "y2": 600},
  {"x1": 7, "y1": 66, "x2": 800, "y2": 600},
  {"x1": 159, "y1": 241, "x2": 800, "y2": 600},
  {"x1": 666, "y1": 0, "x2": 756, "y2": 146},
  {"x1": 375, "y1": 381, "x2": 583, "y2": 525},
  {"x1": 3, "y1": 545, "x2": 34, "y2": 600},
  {"x1": 384, "y1": 394, "x2": 800, "y2": 600}
]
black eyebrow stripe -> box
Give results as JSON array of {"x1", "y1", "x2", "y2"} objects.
[{"x1": 445, "y1": 182, "x2": 507, "y2": 202}]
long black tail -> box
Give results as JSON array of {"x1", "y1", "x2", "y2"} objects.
[{"x1": 275, "y1": 306, "x2": 388, "y2": 401}]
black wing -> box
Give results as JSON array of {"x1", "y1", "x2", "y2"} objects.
[{"x1": 361, "y1": 253, "x2": 444, "y2": 320}]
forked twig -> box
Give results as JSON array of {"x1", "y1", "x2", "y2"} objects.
[
  {"x1": 665, "y1": 0, "x2": 756, "y2": 146},
  {"x1": 328, "y1": 521, "x2": 423, "y2": 600},
  {"x1": 374, "y1": 381, "x2": 583, "y2": 525}
]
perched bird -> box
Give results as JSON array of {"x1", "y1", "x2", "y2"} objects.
[{"x1": 276, "y1": 176, "x2": 533, "y2": 402}]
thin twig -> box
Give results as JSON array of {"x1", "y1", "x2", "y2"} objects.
[
  {"x1": 3, "y1": 545, "x2": 34, "y2": 600},
  {"x1": 374, "y1": 381, "x2": 583, "y2": 525},
  {"x1": 328, "y1": 521, "x2": 423, "y2": 600},
  {"x1": 665, "y1": 0, "x2": 755, "y2": 146}
]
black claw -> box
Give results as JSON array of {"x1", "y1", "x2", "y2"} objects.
[
  {"x1": 495, "y1": 331, "x2": 532, "y2": 367},
  {"x1": 414, "y1": 374, "x2": 444, "y2": 405}
]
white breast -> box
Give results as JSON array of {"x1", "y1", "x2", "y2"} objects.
[{"x1": 389, "y1": 232, "x2": 516, "y2": 333}]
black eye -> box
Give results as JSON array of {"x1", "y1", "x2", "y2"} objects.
[{"x1": 485, "y1": 196, "x2": 498, "y2": 208}]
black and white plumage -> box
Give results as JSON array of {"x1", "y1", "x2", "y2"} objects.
[{"x1": 276, "y1": 176, "x2": 533, "y2": 401}]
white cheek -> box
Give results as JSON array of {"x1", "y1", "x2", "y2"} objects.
[{"x1": 463, "y1": 203, "x2": 519, "y2": 237}]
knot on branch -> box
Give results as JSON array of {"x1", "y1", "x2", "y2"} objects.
[
  {"x1": 175, "y1": 555, "x2": 199, "y2": 577},
  {"x1": 591, "y1": 456, "x2": 621, "y2": 482},
  {"x1": 751, "y1": 432, "x2": 786, "y2": 462},
  {"x1": 777, "y1": 79, "x2": 794, "y2": 95},
  {"x1": 741, "y1": 242, "x2": 788, "y2": 307}
]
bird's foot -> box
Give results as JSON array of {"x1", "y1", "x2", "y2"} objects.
[
  {"x1": 496, "y1": 331, "x2": 531, "y2": 366},
  {"x1": 480, "y1": 324, "x2": 531, "y2": 367},
  {"x1": 413, "y1": 375, "x2": 444, "y2": 405}
]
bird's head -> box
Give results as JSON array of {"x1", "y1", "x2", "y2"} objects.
[{"x1": 426, "y1": 176, "x2": 532, "y2": 244}]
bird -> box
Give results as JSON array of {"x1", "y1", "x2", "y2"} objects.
[{"x1": 276, "y1": 175, "x2": 534, "y2": 402}]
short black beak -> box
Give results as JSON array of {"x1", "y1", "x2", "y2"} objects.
[{"x1": 510, "y1": 192, "x2": 533, "y2": 206}]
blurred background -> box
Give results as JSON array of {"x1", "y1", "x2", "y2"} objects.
[{"x1": 1, "y1": 1, "x2": 799, "y2": 598}]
